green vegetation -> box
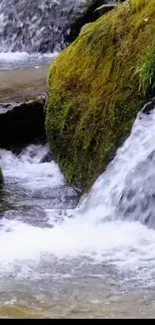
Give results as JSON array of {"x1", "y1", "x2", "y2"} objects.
[
  {"x1": 137, "y1": 47, "x2": 155, "y2": 96},
  {"x1": 46, "y1": 0, "x2": 155, "y2": 192}
]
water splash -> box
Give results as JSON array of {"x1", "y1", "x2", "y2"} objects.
[
  {"x1": 0, "y1": 0, "x2": 87, "y2": 53},
  {"x1": 1, "y1": 108, "x2": 155, "y2": 289}
]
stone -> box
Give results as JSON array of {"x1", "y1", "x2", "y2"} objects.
[
  {"x1": 0, "y1": 95, "x2": 47, "y2": 149},
  {"x1": 46, "y1": 0, "x2": 155, "y2": 191},
  {"x1": 94, "y1": 3, "x2": 117, "y2": 19},
  {"x1": 141, "y1": 98, "x2": 155, "y2": 115}
]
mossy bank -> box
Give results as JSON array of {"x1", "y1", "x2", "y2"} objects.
[{"x1": 46, "y1": 0, "x2": 155, "y2": 192}]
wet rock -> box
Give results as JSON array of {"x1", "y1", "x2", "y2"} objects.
[
  {"x1": 46, "y1": 0, "x2": 155, "y2": 191},
  {"x1": 67, "y1": 0, "x2": 107, "y2": 44},
  {"x1": 39, "y1": 152, "x2": 53, "y2": 163},
  {"x1": 141, "y1": 98, "x2": 155, "y2": 115},
  {"x1": 71, "y1": 1, "x2": 126, "y2": 43},
  {"x1": 0, "y1": 96, "x2": 47, "y2": 149},
  {"x1": 93, "y1": 3, "x2": 117, "y2": 19}
]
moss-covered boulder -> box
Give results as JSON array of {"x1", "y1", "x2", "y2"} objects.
[{"x1": 46, "y1": 0, "x2": 155, "y2": 191}]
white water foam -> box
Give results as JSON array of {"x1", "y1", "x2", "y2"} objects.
[
  {"x1": 0, "y1": 144, "x2": 65, "y2": 190},
  {"x1": 1, "y1": 109, "x2": 155, "y2": 285},
  {"x1": 0, "y1": 51, "x2": 58, "y2": 70},
  {"x1": 0, "y1": 217, "x2": 154, "y2": 268},
  {"x1": 78, "y1": 106, "x2": 155, "y2": 218}
]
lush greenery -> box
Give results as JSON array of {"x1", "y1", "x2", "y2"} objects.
[
  {"x1": 46, "y1": 0, "x2": 155, "y2": 192},
  {"x1": 138, "y1": 48, "x2": 155, "y2": 96}
]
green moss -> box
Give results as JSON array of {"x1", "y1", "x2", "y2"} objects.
[
  {"x1": 46, "y1": 0, "x2": 155, "y2": 192},
  {"x1": 137, "y1": 47, "x2": 155, "y2": 96}
]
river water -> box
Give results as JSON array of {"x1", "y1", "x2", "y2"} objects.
[
  {"x1": 0, "y1": 52, "x2": 58, "y2": 71},
  {"x1": 1, "y1": 0, "x2": 155, "y2": 319},
  {"x1": 1, "y1": 106, "x2": 155, "y2": 317}
]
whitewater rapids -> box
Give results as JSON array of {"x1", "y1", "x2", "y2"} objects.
[{"x1": 0, "y1": 107, "x2": 155, "y2": 293}]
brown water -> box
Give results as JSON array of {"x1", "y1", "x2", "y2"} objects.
[
  {"x1": 0, "y1": 286, "x2": 155, "y2": 319},
  {"x1": 0, "y1": 65, "x2": 49, "y2": 102}
]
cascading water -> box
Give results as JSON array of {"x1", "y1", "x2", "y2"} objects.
[
  {"x1": 78, "y1": 106, "x2": 155, "y2": 228},
  {"x1": 0, "y1": 0, "x2": 87, "y2": 53},
  {"x1": 0, "y1": 0, "x2": 89, "y2": 70},
  {"x1": 0, "y1": 0, "x2": 118, "y2": 70},
  {"x1": 1, "y1": 0, "x2": 155, "y2": 318},
  {"x1": 1, "y1": 107, "x2": 155, "y2": 317}
]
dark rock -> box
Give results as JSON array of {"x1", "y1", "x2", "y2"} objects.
[
  {"x1": 141, "y1": 97, "x2": 155, "y2": 115},
  {"x1": 39, "y1": 152, "x2": 53, "y2": 163},
  {"x1": 66, "y1": 0, "x2": 107, "y2": 44},
  {"x1": 0, "y1": 96, "x2": 47, "y2": 149},
  {"x1": 93, "y1": 3, "x2": 117, "y2": 19},
  {"x1": 66, "y1": 0, "x2": 126, "y2": 50}
]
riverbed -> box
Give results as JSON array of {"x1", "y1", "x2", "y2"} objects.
[{"x1": 0, "y1": 64, "x2": 49, "y2": 102}]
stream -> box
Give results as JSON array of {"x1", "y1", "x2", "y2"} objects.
[
  {"x1": 1, "y1": 106, "x2": 155, "y2": 317},
  {"x1": 1, "y1": 0, "x2": 155, "y2": 318}
]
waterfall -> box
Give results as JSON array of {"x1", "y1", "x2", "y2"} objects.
[
  {"x1": 0, "y1": 0, "x2": 87, "y2": 53},
  {"x1": 0, "y1": 106, "x2": 155, "y2": 289}
]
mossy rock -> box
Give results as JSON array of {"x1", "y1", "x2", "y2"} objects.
[{"x1": 46, "y1": 0, "x2": 155, "y2": 192}]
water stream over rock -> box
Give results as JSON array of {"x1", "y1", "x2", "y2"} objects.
[
  {"x1": 0, "y1": 108, "x2": 155, "y2": 317},
  {"x1": 1, "y1": 0, "x2": 155, "y2": 318}
]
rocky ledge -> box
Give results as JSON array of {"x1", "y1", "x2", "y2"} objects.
[{"x1": 0, "y1": 94, "x2": 47, "y2": 149}]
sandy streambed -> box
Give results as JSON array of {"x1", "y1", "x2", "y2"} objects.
[{"x1": 0, "y1": 65, "x2": 49, "y2": 102}]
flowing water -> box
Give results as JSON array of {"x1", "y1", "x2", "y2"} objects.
[
  {"x1": 0, "y1": 0, "x2": 116, "y2": 70},
  {"x1": 0, "y1": 52, "x2": 58, "y2": 71},
  {"x1": 0, "y1": 0, "x2": 87, "y2": 53},
  {"x1": 0, "y1": 0, "x2": 88, "y2": 70},
  {"x1": 1, "y1": 107, "x2": 155, "y2": 317},
  {"x1": 1, "y1": 0, "x2": 155, "y2": 319}
]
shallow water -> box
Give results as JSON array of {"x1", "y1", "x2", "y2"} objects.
[
  {"x1": 1, "y1": 108, "x2": 155, "y2": 317},
  {"x1": 0, "y1": 51, "x2": 58, "y2": 71},
  {"x1": 1, "y1": 26, "x2": 155, "y2": 317},
  {"x1": 2, "y1": 0, "x2": 154, "y2": 318},
  {"x1": 0, "y1": 51, "x2": 58, "y2": 102},
  {"x1": 0, "y1": 65, "x2": 50, "y2": 103}
]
